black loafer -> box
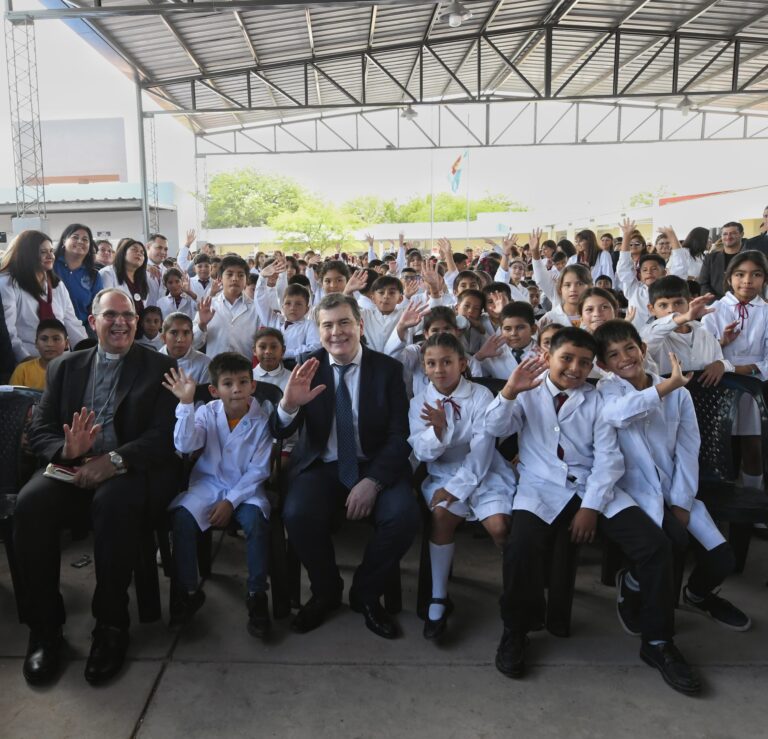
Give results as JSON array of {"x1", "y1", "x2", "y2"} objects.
[
  {"x1": 350, "y1": 598, "x2": 400, "y2": 639},
  {"x1": 169, "y1": 587, "x2": 206, "y2": 628},
  {"x1": 640, "y1": 641, "x2": 702, "y2": 696},
  {"x1": 23, "y1": 628, "x2": 64, "y2": 686},
  {"x1": 495, "y1": 628, "x2": 529, "y2": 679},
  {"x1": 246, "y1": 592, "x2": 271, "y2": 639},
  {"x1": 423, "y1": 597, "x2": 454, "y2": 641},
  {"x1": 84, "y1": 625, "x2": 129, "y2": 685},
  {"x1": 290, "y1": 594, "x2": 341, "y2": 634}
]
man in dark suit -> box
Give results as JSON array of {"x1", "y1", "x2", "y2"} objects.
[
  {"x1": 745, "y1": 205, "x2": 768, "y2": 253},
  {"x1": 274, "y1": 293, "x2": 419, "y2": 638},
  {"x1": 699, "y1": 221, "x2": 768, "y2": 300},
  {"x1": 14, "y1": 288, "x2": 177, "y2": 686}
]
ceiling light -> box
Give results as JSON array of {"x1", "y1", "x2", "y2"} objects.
[
  {"x1": 677, "y1": 95, "x2": 695, "y2": 116},
  {"x1": 401, "y1": 105, "x2": 418, "y2": 121},
  {"x1": 441, "y1": 1, "x2": 473, "y2": 29}
]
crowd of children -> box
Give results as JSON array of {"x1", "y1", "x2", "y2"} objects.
[{"x1": 2, "y1": 214, "x2": 768, "y2": 697}]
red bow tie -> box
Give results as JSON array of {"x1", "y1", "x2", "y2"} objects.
[{"x1": 441, "y1": 396, "x2": 462, "y2": 421}]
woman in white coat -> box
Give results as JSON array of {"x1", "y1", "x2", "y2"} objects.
[
  {"x1": 99, "y1": 238, "x2": 152, "y2": 312},
  {"x1": 409, "y1": 333, "x2": 516, "y2": 640},
  {"x1": 0, "y1": 229, "x2": 86, "y2": 361}
]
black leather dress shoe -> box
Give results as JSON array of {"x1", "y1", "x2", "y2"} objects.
[
  {"x1": 169, "y1": 587, "x2": 206, "y2": 628},
  {"x1": 290, "y1": 594, "x2": 341, "y2": 634},
  {"x1": 23, "y1": 628, "x2": 64, "y2": 686},
  {"x1": 423, "y1": 597, "x2": 454, "y2": 641},
  {"x1": 84, "y1": 625, "x2": 129, "y2": 685},
  {"x1": 495, "y1": 628, "x2": 529, "y2": 679},
  {"x1": 640, "y1": 641, "x2": 702, "y2": 696},
  {"x1": 350, "y1": 598, "x2": 400, "y2": 639}
]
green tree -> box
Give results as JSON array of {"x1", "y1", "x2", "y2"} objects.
[
  {"x1": 627, "y1": 187, "x2": 676, "y2": 208},
  {"x1": 269, "y1": 199, "x2": 356, "y2": 253},
  {"x1": 392, "y1": 192, "x2": 525, "y2": 222},
  {"x1": 205, "y1": 168, "x2": 305, "y2": 228},
  {"x1": 341, "y1": 195, "x2": 399, "y2": 227}
]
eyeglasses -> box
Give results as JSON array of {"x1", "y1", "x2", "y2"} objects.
[{"x1": 95, "y1": 310, "x2": 138, "y2": 322}]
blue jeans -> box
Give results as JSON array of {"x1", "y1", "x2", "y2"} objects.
[{"x1": 171, "y1": 504, "x2": 270, "y2": 594}]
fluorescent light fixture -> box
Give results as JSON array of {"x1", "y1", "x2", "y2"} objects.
[
  {"x1": 441, "y1": 1, "x2": 472, "y2": 29},
  {"x1": 401, "y1": 104, "x2": 418, "y2": 121},
  {"x1": 677, "y1": 95, "x2": 695, "y2": 116}
]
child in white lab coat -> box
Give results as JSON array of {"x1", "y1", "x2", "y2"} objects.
[
  {"x1": 538, "y1": 264, "x2": 592, "y2": 328},
  {"x1": 135, "y1": 306, "x2": 164, "y2": 351},
  {"x1": 160, "y1": 312, "x2": 211, "y2": 384},
  {"x1": 594, "y1": 320, "x2": 750, "y2": 632},
  {"x1": 475, "y1": 301, "x2": 538, "y2": 380},
  {"x1": 701, "y1": 250, "x2": 768, "y2": 490},
  {"x1": 486, "y1": 327, "x2": 701, "y2": 695},
  {"x1": 163, "y1": 353, "x2": 273, "y2": 638},
  {"x1": 409, "y1": 333, "x2": 516, "y2": 640}
]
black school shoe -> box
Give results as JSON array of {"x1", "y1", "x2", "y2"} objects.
[
  {"x1": 169, "y1": 586, "x2": 206, "y2": 628},
  {"x1": 640, "y1": 641, "x2": 702, "y2": 696},
  {"x1": 23, "y1": 627, "x2": 64, "y2": 686},
  {"x1": 682, "y1": 587, "x2": 751, "y2": 631},
  {"x1": 84, "y1": 625, "x2": 129, "y2": 685},
  {"x1": 246, "y1": 592, "x2": 271, "y2": 639},
  {"x1": 495, "y1": 628, "x2": 529, "y2": 679},
  {"x1": 423, "y1": 597, "x2": 454, "y2": 641},
  {"x1": 615, "y1": 569, "x2": 642, "y2": 637}
]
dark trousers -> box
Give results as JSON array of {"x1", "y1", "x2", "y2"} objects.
[
  {"x1": 13, "y1": 469, "x2": 149, "y2": 630},
  {"x1": 501, "y1": 497, "x2": 676, "y2": 642},
  {"x1": 283, "y1": 461, "x2": 419, "y2": 603}
]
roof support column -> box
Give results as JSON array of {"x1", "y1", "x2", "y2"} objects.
[{"x1": 135, "y1": 75, "x2": 150, "y2": 240}]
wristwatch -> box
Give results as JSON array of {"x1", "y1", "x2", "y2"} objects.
[{"x1": 108, "y1": 451, "x2": 126, "y2": 471}]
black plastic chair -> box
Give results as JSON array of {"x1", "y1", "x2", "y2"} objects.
[{"x1": 0, "y1": 386, "x2": 42, "y2": 620}]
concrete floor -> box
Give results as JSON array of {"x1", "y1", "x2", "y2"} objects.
[{"x1": 1, "y1": 526, "x2": 767, "y2": 739}]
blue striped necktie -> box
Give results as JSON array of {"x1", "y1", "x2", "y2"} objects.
[{"x1": 335, "y1": 363, "x2": 359, "y2": 489}]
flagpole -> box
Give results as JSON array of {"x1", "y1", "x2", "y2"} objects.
[{"x1": 465, "y1": 148, "x2": 470, "y2": 249}]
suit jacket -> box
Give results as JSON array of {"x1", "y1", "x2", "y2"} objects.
[
  {"x1": 272, "y1": 346, "x2": 411, "y2": 486},
  {"x1": 699, "y1": 240, "x2": 768, "y2": 300},
  {"x1": 28, "y1": 343, "x2": 179, "y2": 510}
]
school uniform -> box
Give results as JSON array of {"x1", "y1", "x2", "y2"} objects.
[
  {"x1": 360, "y1": 306, "x2": 403, "y2": 353},
  {"x1": 532, "y1": 259, "x2": 560, "y2": 307},
  {"x1": 136, "y1": 334, "x2": 164, "y2": 351},
  {"x1": 486, "y1": 376, "x2": 675, "y2": 642},
  {"x1": 409, "y1": 377, "x2": 516, "y2": 521},
  {"x1": 189, "y1": 275, "x2": 212, "y2": 301},
  {"x1": 157, "y1": 293, "x2": 197, "y2": 321},
  {"x1": 666, "y1": 248, "x2": 703, "y2": 281},
  {"x1": 253, "y1": 280, "x2": 321, "y2": 359},
  {"x1": 168, "y1": 398, "x2": 272, "y2": 593},
  {"x1": 461, "y1": 323, "x2": 487, "y2": 355},
  {"x1": 160, "y1": 345, "x2": 211, "y2": 384},
  {"x1": 98, "y1": 266, "x2": 154, "y2": 309},
  {"x1": 616, "y1": 252, "x2": 651, "y2": 330},
  {"x1": 0, "y1": 272, "x2": 87, "y2": 361},
  {"x1": 539, "y1": 305, "x2": 578, "y2": 328},
  {"x1": 641, "y1": 315, "x2": 734, "y2": 375},
  {"x1": 193, "y1": 292, "x2": 260, "y2": 359},
  {"x1": 493, "y1": 266, "x2": 531, "y2": 303},
  {"x1": 598, "y1": 373, "x2": 735, "y2": 596},
  {"x1": 481, "y1": 341, "x2": 537, "y2": 380},
  {"x1": 567, "y1": 251, "x2": 615, "y2": 283},
  {"x1": 146, "y1": 261, "x2": 167, "y2": 306},
  {"x1": 701, "y1": 291, "x2": 768, "y2": 435}
]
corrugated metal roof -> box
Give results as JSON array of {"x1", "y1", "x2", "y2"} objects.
[{"x1": 42, "y1": 0, "x2": 768, "y2": 133}]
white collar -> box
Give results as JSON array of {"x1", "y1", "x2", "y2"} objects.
[
  {"x1": 426, "y1": 376, "x2": 472, "y2": 401},
  {"x1": 723, "y1": 291, "x2": 764, "y2": 308},
  {"x1": 255, "y1": 363, "x2": 286, "y2": 377},
  {"x1": 545, "y1": 375, "x2": 574, "y2": 398},
  {"x1": 329, "y1": 345, "x2": 363, "y2": 368}
]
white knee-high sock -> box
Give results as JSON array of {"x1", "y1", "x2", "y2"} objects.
[
  {"x1": 741, "y1": 471, "x2": 764, "y2": 490},
  {"x1": 429, "y1": 542, "x2": 455, "y2": 621}
]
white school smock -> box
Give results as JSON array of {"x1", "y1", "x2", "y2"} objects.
[
  {"x1": 0, "y1": 273, "x2": 87, "y2": 361},
  {"x1": 168, "y1": 398, "x2": 272, "y2": 530},
  {"x1": 160, "y1": 345, "x2": 211, "y2": 383},
  {"x1": 485, "y1": 375, "x2": 636, "y2": 524},
  {"x1": 532, "y1": 259, "x2": 560, "y2": 307},
  {"x1": 493, "y1": 265, "x2": 531, "y2": 304},
  {"x1": 666, "y1": 248, "x2": 703, "y2": 281},
  {"x1": 616, "y1": 252, "x2": 651, "y2": 330},
  {"x1": 539, "y1": 304, "x2": 577, "y2": 329},
  {"x1": 136, "y1": 335, "x2": 164, "y2": 351},
  {"x1": 253, "y1": 280, "x2": 321, "y2": 359},
  {"x1": 189, "y1": 275, "x2": 212, "y2": 301},
  {"x1": 99, "y1": 266, "x2": 156, "y2": 307},
  {"x1": 193, "y1": 292, "x2": 260, "y2": 358},
  {"x1": 598, "y1": 373, "x2": 724, "y2": 550},
  {"x1": 360, "y1": 304, "x2": 405, "y2": 352},
  {"x1": 157, "y1": 293, "x2": 197, "y2": 321},
  {"x1": 641, "y1": 315, "x2": 734, "y2": 375},
  {"x1": 481, "y1": 341, "x2": 538, "y2": 380},
  {"x1": 567, "y1": 251, "x2": 615, "y2": 283},
  {"x1": 409, "y1": 377, "x2": 515, "y2": 521}
]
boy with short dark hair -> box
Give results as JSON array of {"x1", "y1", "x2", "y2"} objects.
[
  {"x1": 486, "y1": 328, "x2": 701, "y2": 695},
  {"x1": 252, "y1": 327, "x2": 291, "y2": 391},
  {"x1": 158, "y1": 267, "x2": 196, "y2": 320},
  {"x1": 476, "y1": 301, "x2": 537, "y2": 379},
  {"x1": 594, "y1": 319, "x2": 750, "y2": 633},
  {"x1": 346, "y1": 273, "x2": 409, "y2": 351},
  {"x1": 160, "y1": 312, "x2": 211, "y2": 383},
  {"x1": 190, "y1": 253, "x2": 213, "y2": 300},
  {"x1": 641, "y1": 276, "x2": 731, "y2": 382},
  {"x1": 618, "y1": 221, "x2": 667, "y2": 329},
  {"x1": 9, "y1": 318, "x2": 68, "y2": 390},
  {"x1": 163, "y1": 353, "x2": 273, "y2": 637},
  {"x1": 455, "y1": 289, "x2": 487, "y2": 354}
]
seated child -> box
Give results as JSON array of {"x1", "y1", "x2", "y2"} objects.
[
  {"x1": 577, "y1": 287, "x2": 618, "y2": 334},
  {"x1": 189, "y1": 253, "x2": 213, "y2": 300},
  {"x1": 160, "y1": 312, "x2": 211, "y2": 383},
  {"x1": 252, "y1": 327, "x2": 291, "y2": 391},
  {"x1": 641, "y1": 276, "x2": 731, "y2": 382},
  {"x1": 345, "y1": 274, "x2": 407, "y2": 352},
  {"x1": 385, "y1": 306, "x2": 481, "y2": 398},
  {"x1": 9, "y1": 318, "x2": 68, "y2": 389},
  {"x1": 701, "y1": 251, "x2": 768, "y2": 490},
  {"x1": 476, "y1": 302, "x2": 538, "y2": 380},
  {"x1": 481, "y1": 281, "x2": 512, "y2": 332},
  {"x1": 536, "y1": 322, "x2": 565, "y2": 354},
  {"x1": 455, "y1": 289, "x2": 487, "y2": 354},
  {"x1": 254, "y1": 260, "x2": 321, "y2": 359},
  {"x1": 594, "y1": 320, "x2": 750, "y2": 632},
  {"x1": 157, "y1": 268, "x2": 197, "y2": 320},
  {"x1": 486, "y1": 328, "x2": 701, "y2": 695},
  {"x1": 309, "y1": 259, "x2": 350, "y2": 305},
  {"x1": 135, "y1": 306, "x2": 164, "y2": 351},
  {"x1": 163, "y1": 353, "x2": 273, "y2": 637},
  {"x1": 539, "y1": 264, "x2": 592, "y2": 327},
  {"x1": 409, "y1": 333, "x2": 516, "y2": 640},
  {"x1": 618, "y1": 220, "x2": 666, "y2": 330},
  {"x1": 526, "y1": 282, "x2": 547, "y2": 320}
]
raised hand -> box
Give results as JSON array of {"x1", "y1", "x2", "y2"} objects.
[
  {"x1": 403, "y1": 276, "x2": 421, "y2": 299},
  {"x1": 62, "y1": 407, "x2": 102, "y2": 460},
  {"x1": 365, "y1": 232, "x2": 374, "y2": 247},
  {"x1": 344, "y1": 268, "x2": 369, "y2": 295},
  {"x1": 185, "y1": 228, "x2": 197, "y2": 247},
  {"x1": 421, "y1": 259, "x2": 442, "y2": 295},
  {"x1": 502, "y1": 231, "x2": 518, "y2": 255},
  {"x1": 668, "y1": 352, "x2": 693, "y2": 388},
  {"x1": 259, "y1": 258, "x2": 287, "y2": 280},
  {"x1": 501, "y1": 356, "x2": 547, "y2": 399},
  {"x1": 625, "y1": 305, "x2": 636, "y2": 324},
  {"x1": 487, "y1": 289, "x2": 509, "y2": 316},
  {"x1": 397, "y1": 299, "x2": 430, "y2": 330},
  {"x1": 683, "y1": 293, "x2": 716, "y2": 322},
  {"x1": 528, "y1": 227, "x2": 542, "y2": 258},
  {"x1": 474, "y1": 333, "x2": 505, "y2": 361},
  {"x1": 398, "y1": 231, "x2": 405, "y2": 247},
  {"x1": 420, "y1": 400, "x2": 448, "y2": 440},
  {"x1": 162, "y1": 366, "x2": 197, "y2": 404},
  {"x1": 209, "y1": 278, "x2": 222, "y2": 297},
  {"x1": 197, "y1": 296, "x2": 216, "y2": 328},
  {"x1": 281, "y1": 358, "x2": 327, "y2": 413},
  {"x1": 620, "y1": 217, "x2": 636, "y2": 239},
  {"x1": 436, "y1": 237, "x2": 452, "y2": 259},
  {"x1": 721, "y1": 320, "x2": 740, "y2": 347}
]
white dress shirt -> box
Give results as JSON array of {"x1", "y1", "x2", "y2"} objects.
[{"x1": 193, "y1": 291, "x2": 260, "y2": 358}]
